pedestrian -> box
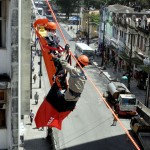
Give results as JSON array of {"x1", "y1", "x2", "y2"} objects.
[
  {"x1": 29, "y1": 110, "x2": 34, "y2": 125},
  {"x1": 32, "y1": 51, "x2": 36, "y2": 60},
  {"x1": 33, "y1": 74, "x2": 37, "y2": 83},
  {"x1": 99, "y1": 68, "x2": 103, "y2": 75},
  {"x1": 34, "y1": 91, "x2": 39, "y2": 105},
  {"x1": 112, "y1": 111, "x2": 118, "y2": 126}
]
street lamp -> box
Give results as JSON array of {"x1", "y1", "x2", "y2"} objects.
[
  {"x1": 127, "y1": 33, "x2": 133, "y2": 90},
  {"x1": 30, "y1": 42, "x2": 35, "y2": 99},
  {"x1": 87, "y1": 12, "x2": 90, "y2": 45},
  {"x1": 38, "y1": 51, "x2": 42, "y2": 88},
  {"x1": 127, "y1": 33, "x2": 137, "y2": 90},
  {"x1": 143, "y1": 57, "x2": 150, "y2": 107},
  {"x1": 85, "y1": 0, "x2": 90, "y2": 45}
]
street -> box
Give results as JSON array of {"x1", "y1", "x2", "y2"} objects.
[
  {"x1": 23, "y1": 23, "x2": 141, "y2": 150},
  {"x1": 47, "y1": 25, "x2": 139, "y2": 149}
]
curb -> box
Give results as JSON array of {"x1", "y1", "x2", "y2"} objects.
[{"x1": 92, "y1": 61, "x2": 117, "y2": 81}]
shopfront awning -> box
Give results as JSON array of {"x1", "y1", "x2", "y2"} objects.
[
  {"x1": 119, "y1": 51, "x2": 143, "y2": 66},
  {"x1": 107, "y1": 45, "x2": 119, "y2": 53},
  {"x1": 137, "y1": 65, "x2": 150, "y2": 73}
]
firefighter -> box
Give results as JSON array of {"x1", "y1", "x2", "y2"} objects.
[
  {"x1": 52, "y1": 45, "x2": 89, "y2": 102},
  {"x1": 44, "y1": 22, "x2": 60, "y2": 47},
  {"x1": 34, "y1": 92, "x2": 39, "y2": 105},
  {"x1": 60, "y1": 53, "x2": 89, "y2": 101}
]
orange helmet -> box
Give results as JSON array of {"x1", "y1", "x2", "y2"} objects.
[
  {"x1": 78, "y1": 55, "x2": 89, "y2": 66},
  {"x1": 45, "y1": 22, "x2": 57, "y2": 30}
]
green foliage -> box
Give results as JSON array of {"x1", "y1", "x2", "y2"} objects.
[
  {"x1": 89, "y1": 13, "x2": 100, "y2": 24},
  {"x1": 55, "y1": 0, "x2": 79, "y2": 18},
  {"x1": 83, "y1": 0, "x2": 150, "y2": 8}
]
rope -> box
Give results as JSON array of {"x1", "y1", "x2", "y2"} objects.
[{"x1": 43, "y1": 1, "x2": 141, "y2": 149}]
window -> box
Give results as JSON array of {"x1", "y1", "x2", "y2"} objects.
[
  {"x1": 0, "y1": 90, "x2": 6, "y2": 127},
  {"x1": 137, "y1": 34, "x2": 140, "y2": 47},
  {"x1": 140, "y1": 36, "x2": 143, "y2": 50},
  {"x1": 128, "y1": 34, "x2": 130, "y2": 43},
  {"x1": 145, "y1": 38, "x2": 147, "y2": 50},
  {"x1": 0, "y1": 0, "x2": 6, "y2": 48},
  {"x1": 121, "y1": 98, "x2": 135, "y2": 105},
  {"x1": 133, "y1": 35, "x2": 135, "y2": 46},
  {"x1": 124, "y1": 32, "x2": 126, "y2": 43}
]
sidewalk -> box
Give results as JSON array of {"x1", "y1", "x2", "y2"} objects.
[
  {"x1": 60, "y1": 23, "x2": 78, "y2": 39},
  {"x1": 21, "y1": 22, "x2": 148, "y2": 149},
  {"x1": 21, "y1": 52, "x2": 52, "y2": 150},
  {"x1": 92, "y1": 56, "x2": 146, "y2": 104},
  {"x1": 60, "y1": 23, "x2": 99, "y2": 45}
]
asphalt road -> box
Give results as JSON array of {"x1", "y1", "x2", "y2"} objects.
[{"x1": 41, "y1": 26, "x2": 140, "y2": 150}]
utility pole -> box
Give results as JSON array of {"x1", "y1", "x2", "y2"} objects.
[
  {"x1": 38, "y1": 52, "x2": 42, "y2": 88},
  {"x1": 77, "y1": 0, "x2": 80, "y2": 32},
  {"x1": 145, "y1": 66, "x2": 150, "y2": 107},
  {"x1": 127, "y1": 33, "x2": 133, "y2": 90},
  {"x1": 30, "y1": 44, "x2": 34, "y2": 99},
  {"x1": 101, "y1": 21, "x2": 105, "y2": 66},
  {"x1": 144, "y1": 45, "x2": 150, "y2": 108},
  {"x1": 87, "y1": 0, "x2": 90, "y2": 45}
]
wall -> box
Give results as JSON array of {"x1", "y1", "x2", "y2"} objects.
[
  {"x1": 21, "y1": 0, "x2": 31, "y2": 115},
  {"x1": 89, "y1": 25, "x2": 98, "y2": 38},
  {"x1": 0, "y1": 129, "x2": 7, "y2": 149},
  {"x1": 0, "y1": 0, "x2": 30, "y2": 149},
  {"x1": 9, "y1": 0, "x2": 19, "y2": 149}
]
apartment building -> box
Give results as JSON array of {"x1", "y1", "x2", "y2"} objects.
[
  {"x1": 0, "y1": 0, "x2": 31, "y2": 149},
  {"x1": 99, "y1": 4, "x2": 150, "y2": 89}
]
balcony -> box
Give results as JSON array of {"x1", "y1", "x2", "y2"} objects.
[{"x1": 136, "y1": 21, "x2": 150, "y2": 34}]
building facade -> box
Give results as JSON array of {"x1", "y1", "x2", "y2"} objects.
[
  {"x1": 99, "y1": 4, "x2": 150, "y2": 89},
  {"x1": 0, "y1": 0, "x2": 31, "y2": 149}
]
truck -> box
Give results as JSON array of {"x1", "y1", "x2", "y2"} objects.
[
  {"x1": 103, "y1": 81, "x2": 137, "y2": 116},
  {"x1": 130, "y1": 104, "x2": 150, "y2": 150},
  {"x1": 130, "y1": 115, "x2": 150, "y2": 150}
]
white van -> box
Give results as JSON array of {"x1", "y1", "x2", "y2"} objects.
[{"x1": 74, "y1": 43, "x2": 95, "y2": 63}]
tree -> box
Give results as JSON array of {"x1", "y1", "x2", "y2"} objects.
[
  {"x1": 55, "y1": 0, "x2": 78, "y2": 19},
  {"x1": 90, "y1": 13, "x2": 100, "y2": 24}
]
